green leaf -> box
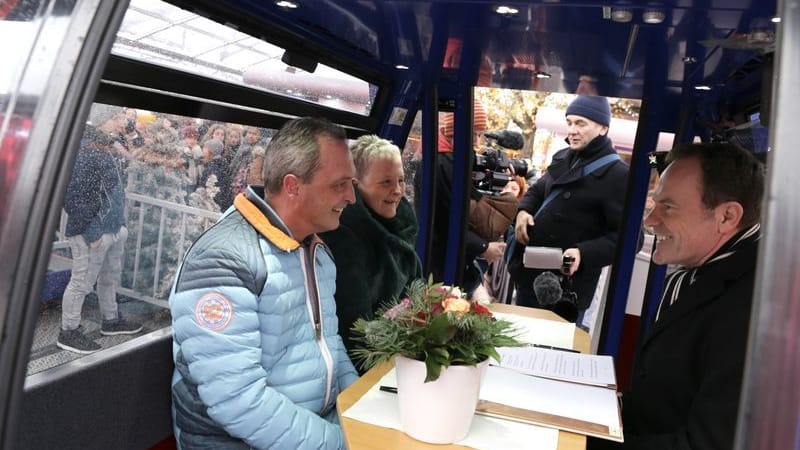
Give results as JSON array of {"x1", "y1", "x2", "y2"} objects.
[
  {"x1": 425, "y1": 314, "x2": 454, "y2": 344},
  {"x1": 424, "y1": 356, "x2": 443, "y2": 382}
]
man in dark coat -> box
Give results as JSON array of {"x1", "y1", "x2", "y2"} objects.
[
  {"x1": 590, "y1": 142, "x2": 765, "y2": 449},
  {"x1": 510, "y1": 95, "x2": 629, "y2": 320}
]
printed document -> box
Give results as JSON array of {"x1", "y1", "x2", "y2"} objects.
[{"x1": 494, "y1": 345, "x2": 617, "y2": 388}]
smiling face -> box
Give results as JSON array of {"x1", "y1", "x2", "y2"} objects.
[
  {"x1": 644, "y1": 157, "x2": 732, "y2": 268},
  {"x1": 565, "y1": 115, "x2": 608, "y2": 151},
  {"x1": 291, "y1": 136, "x2": 356, "y2": 238},
  {"x1": 358, "y1": 156, "x2": 405, "y2": 219}
]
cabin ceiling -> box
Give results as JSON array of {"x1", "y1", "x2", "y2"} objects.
[{"x1": 210, "y1": 1, "x2": 776, "y2": 99}]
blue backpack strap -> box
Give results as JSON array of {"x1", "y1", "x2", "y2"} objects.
[
  {"x1": 534, "y1": 187, "x2": 564, "y2": 220},
  {"x1": 503, "y1": 226, "x2": 518, "y2": 265},
  {"x1": 534, "y1": 153, "x2": 619, "y2": 220},
  {"x1": 582, "y1": 153, "x2": 620, "y2": 176}
]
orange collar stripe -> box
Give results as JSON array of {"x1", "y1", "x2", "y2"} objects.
[{"x1": 233, "y1": 193, "x2": 300, "y2": 251}]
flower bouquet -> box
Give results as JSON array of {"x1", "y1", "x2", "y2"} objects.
[
  {"x1": 350, "y1": 277, "x2": 523, "y2": 443},
  {"x1": 351, "y1": 277, "x2": 522, "y2": 381}
]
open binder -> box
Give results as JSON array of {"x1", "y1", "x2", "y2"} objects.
[
  {"x1": 476, "y1": 398, "x2": 621, "y2": 441},
  {"x1": 478, "y1": 348, "x2": 624, "y2": 442}
]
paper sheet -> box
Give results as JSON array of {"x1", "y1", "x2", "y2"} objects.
[
  {"x1": 494, "y1": 345, "x2": 617, "y2": 388},
  {"x1": 492, "y1": 312, "x2": 575, "y2": 348},
  {"x1": 342, "y1": 369, "x2": 560, "y2": 450}
]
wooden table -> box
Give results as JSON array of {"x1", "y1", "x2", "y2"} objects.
[{"x1": 337, "y1": 304, "x2": 591, "y2": 450}]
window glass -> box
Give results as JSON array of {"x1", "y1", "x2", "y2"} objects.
[
  {"x1": 401, "y1": 111, "x2": 422, "y2": 206},
  {"x1": 30, "y1": 102, "x2": 277, "y2": 374},
  {"x1": 113, "y1": 0, "x2": 377, "y2": 115}
]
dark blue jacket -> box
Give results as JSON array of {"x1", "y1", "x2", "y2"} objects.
[
  {"x1": 198, "y1": 157, "x2": 232, "y2": 210},
  {"x1": 63, "y1": 128, "x2": 125, "y2": 242}
]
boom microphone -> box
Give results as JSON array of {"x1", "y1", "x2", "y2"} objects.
[
  {"x1": 533, "y1": 271, "x2": 563, "y2": 306},
  {"x1": 532, "y1": 271, "x2": 579, "y2": 323},
  {"x1": 484, "y1": 130, "x2": 524, "y2": 150}
]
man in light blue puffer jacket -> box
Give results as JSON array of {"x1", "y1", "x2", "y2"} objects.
[{"x1": 170, "y1": 117, "x2": 359, "y2": 449}]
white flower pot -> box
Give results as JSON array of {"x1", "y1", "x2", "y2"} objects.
[{"x1": 394, "y1": 355, "x2": 489, "y2": 444}]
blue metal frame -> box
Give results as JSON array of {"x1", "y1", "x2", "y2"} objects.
[
  {"x1": 405, "y1": 4, "x2": 450, "y2": 275},
  {"x1": 599, "y1": 25, "x2": 668, "y2": 358},
  {"x1": 442, "y1": 86, "x2": 473, "y2": 285}
]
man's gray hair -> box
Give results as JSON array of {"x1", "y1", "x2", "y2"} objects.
[
  {"x1": 350, "y1": 135, "x2": 401, "y2": 180},
  {"x1": 262, "y1": 117, "x2": 347, "y2": 195}
]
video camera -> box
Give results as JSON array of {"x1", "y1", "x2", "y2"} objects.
[{"x1": 473, "y1": 130, "x2": 529, "y2": 195}]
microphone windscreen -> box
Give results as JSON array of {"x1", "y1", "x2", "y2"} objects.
[
  {"x1": 533, "y1": 271, "x2": 562, "y2": 306},
  {"x1": 484, "y1": 130, "x2": 525, "y2": 150},
  {"x1": 496, "y1": 130, "x2": 525, "y2": 150}
]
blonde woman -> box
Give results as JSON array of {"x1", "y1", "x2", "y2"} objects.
[{"x1": 320, "y1": 135, "x2": 421, "y2": 353}]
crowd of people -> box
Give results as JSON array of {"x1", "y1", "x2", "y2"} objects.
[{"x1": 103, "y1": 105, "x2": 269, "y2": 212}]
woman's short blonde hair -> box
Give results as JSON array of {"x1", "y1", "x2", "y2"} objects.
[{"x1": 350, "y1": 135, "x2": 401, "y2": 180}]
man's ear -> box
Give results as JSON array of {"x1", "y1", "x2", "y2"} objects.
[
  {"x1": 717, "y1": 201, "x2": 744, "y2": 233},
  {"x1": 283, "y1": 174, "x2": 300, "y2": 197}
]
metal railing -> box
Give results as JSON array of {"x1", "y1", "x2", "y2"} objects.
[{"x1": 53, "y1": 191, "x2": 221, "y2": 309}]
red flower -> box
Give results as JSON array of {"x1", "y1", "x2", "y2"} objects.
[{"x1": 472, "y1": 302, "x2": 492, "y2": 317}]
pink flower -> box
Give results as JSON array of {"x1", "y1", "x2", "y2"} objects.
[{"x1": 383, "y1": 297, "x2": 411, "y2": 320}]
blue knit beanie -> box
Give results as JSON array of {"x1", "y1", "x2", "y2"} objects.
[{"x1": 565, "y1": 95, "x2": 611, "y2": 126}]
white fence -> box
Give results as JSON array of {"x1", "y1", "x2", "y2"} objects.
[{"x1": 54, "y1": 192, "x2": 222, "y2": 309}]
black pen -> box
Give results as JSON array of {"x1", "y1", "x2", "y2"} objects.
[
  {"x1": 379, "y1": 385, "x2": 398, "y2": 394},
  {"x1": 533, "y1": 344, "x2": 580, "y2": 353}
]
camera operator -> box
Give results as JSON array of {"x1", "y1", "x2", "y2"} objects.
[
  {"x1": 469, "y1": 131, "x2": 528, "y2": 242},
  {"x1": 508, "y1": 95, "x2": 635, "y2": 324}
]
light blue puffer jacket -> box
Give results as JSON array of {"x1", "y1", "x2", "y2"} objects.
[{"x1": 170, "y1": 187, "x2": 358, "y2": 450}]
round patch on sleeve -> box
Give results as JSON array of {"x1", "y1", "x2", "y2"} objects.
[{"x1": 194, "y1": 292, "x2": 234, "y2": 332}]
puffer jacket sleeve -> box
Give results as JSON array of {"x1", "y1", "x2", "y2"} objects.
[
  {"x1": 468, "y1": 193, "x2": 518, "y2": 242},
  {"x1": 171, "y1": 246, "x2": 347, "y2": 450},
  {"x1": 335, "y1": 340, "x2": 359, "y2": 392}
]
